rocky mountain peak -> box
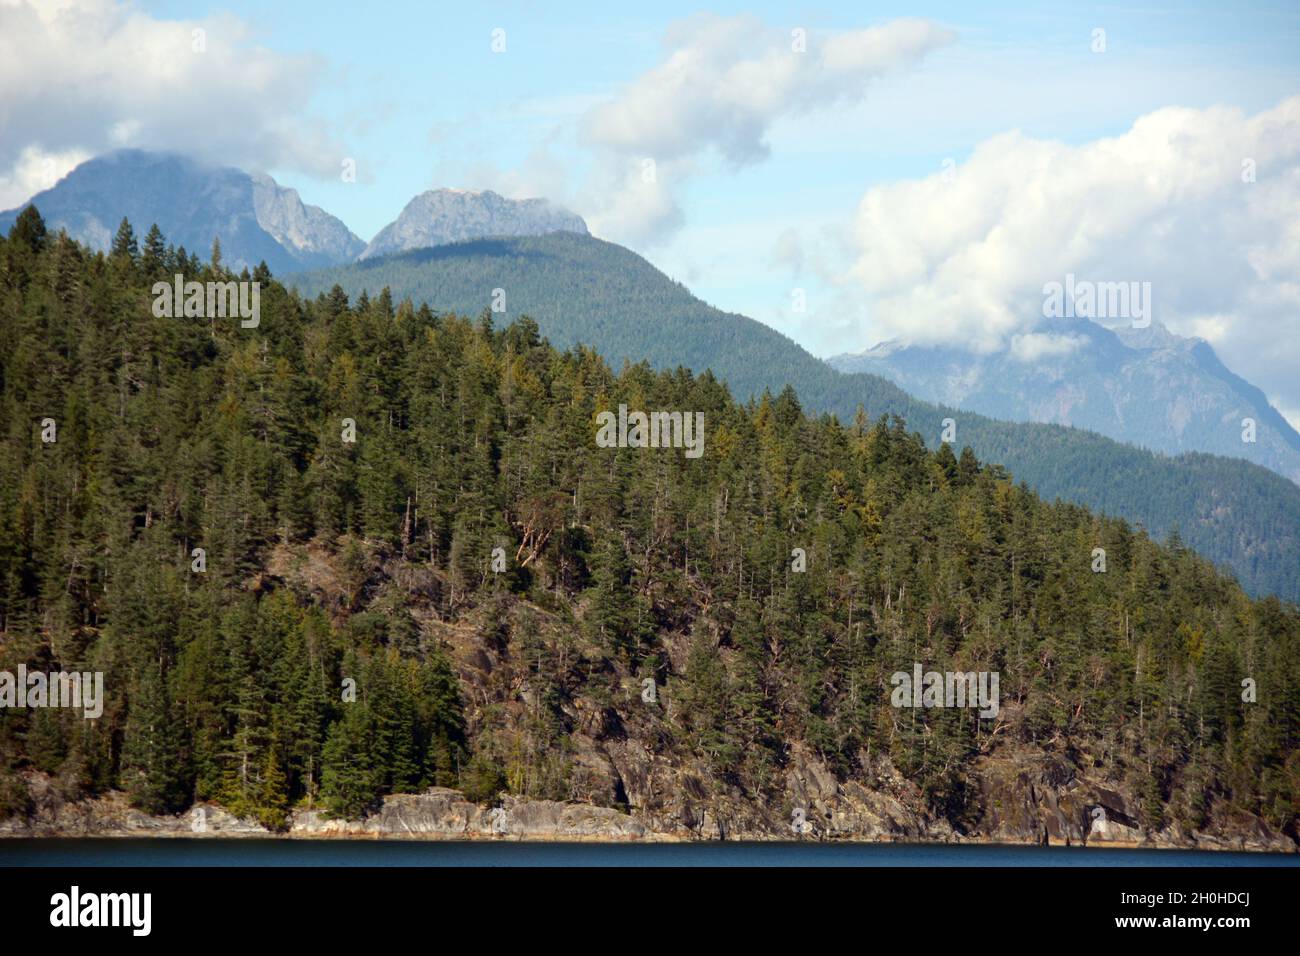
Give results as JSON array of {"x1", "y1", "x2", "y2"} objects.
[{"x1": 359, "y1": 187, "x2": 588, "y2": 260}]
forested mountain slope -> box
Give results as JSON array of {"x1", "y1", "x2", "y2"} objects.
[
  {"x1": 292, "y1": 233, "x2": 1300, "y2": 602},
  {"x1": 1, "y1": 212, "x2": 1297, "y2": 845}
]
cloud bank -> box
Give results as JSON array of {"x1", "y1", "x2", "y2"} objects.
[
  {"x1": 0, "y1": 0, "x2": 342, "y2": 207},
  {"x1": 849, "y1": 95, "x2": 1300, "y2": 415},
  {"x1": 579, "y1": 15, "x2": 953, "y2": 244}
]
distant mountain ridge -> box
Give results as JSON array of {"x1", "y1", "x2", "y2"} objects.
[
  {"x1": 829, "y1": 320, "x2": 1300, "y2": 485},
  {"x1": 290, "y1": 232, "x2": 1300, "y2": 602},
  {"x1": 0, "y1": 150, "x2": 364, "y2": 274},
  {"x1": 359, "y1": 189, "x2": 588, "y2": 260},
  {"x1": 0, "y1": 153, "x2": 589, "y2": 275}
]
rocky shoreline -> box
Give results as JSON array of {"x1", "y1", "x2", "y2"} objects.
[{"x1": 3, "y1": 769, "x2": 1294, "y2": 853}]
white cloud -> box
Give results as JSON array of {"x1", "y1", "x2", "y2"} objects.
[
  {"x1": 0, "y1": 144, "x2": 91, "y2": 209},
  {"x1": 848, "y1": 95, "x2": 1300, "y2": 417},
  {"x1": 0, "y1": 0, "x2": 343, "y2": 201},
  {"x1": 1009, "y1": 332, "x2": 1086, "y2": 363},
  {"x1": 579, "y1": 14, "x2": 953, "y2": 244},
  {"x1": 579, "y1": 156, "x2": 688, "y2": 245},
  {"x1": 584, "y1": 15, "x2": 953, "y2": 166}
]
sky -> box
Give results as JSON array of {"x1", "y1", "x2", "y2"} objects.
[{"x1": 3, "y1": 0, "x2": 1300, "y2": 423}]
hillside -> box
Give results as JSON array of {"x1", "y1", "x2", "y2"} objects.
[
  {"x1": 1, "y1": 213, "x2": 1297, "y2": 847},
  {"x1": 291, "y1": 233, "x2": 1300, "y2": 602}
]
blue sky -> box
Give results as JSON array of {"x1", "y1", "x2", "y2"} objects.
[{"x1": 4, "y1": 0, "x2": 1300, "y2": 417}]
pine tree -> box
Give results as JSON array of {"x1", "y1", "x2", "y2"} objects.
[
  {"x1": 8, "y1": 205, "x2": 47, "y2": 252},
  {"x1": 110, "y1": 217, "x2": 138, "y2": 261},
  {"x1": 121, "y1": 659, "x2": 184, "y2": 813},
  {"x1": 321, "y1": 701, "x2": 381, "y2": 819},
  {"x1": 142, "y1": 224, "x2": 166, "y2": 275}
]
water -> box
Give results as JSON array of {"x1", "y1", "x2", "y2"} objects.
[{"x1": 1, "y1": 838, "x2": 1295, "y2": 867}]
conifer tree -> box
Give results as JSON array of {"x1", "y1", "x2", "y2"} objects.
[{"x1": 110, "y1": 217, "x2": 138, "y2": 261}]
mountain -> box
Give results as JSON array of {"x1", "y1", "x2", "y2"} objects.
[
  {"x1": 0, "y1": 150, "x2": 364, "y2": 274},
  {"x1": 290, "y1": 233, "x2": 1300, "y2": 602},
  {"x1": 248, "y1": 173, "x2": 366, "y2": 267},
  {"x1": 3, "y1": 220, "x2": 1297, "y2": 848},
  {"x1": 828, "y1": 319, "x2": 1300, "y2": 485},
  {"x1": 359, "y1": 188, "x2": 587, "y2": 260}
]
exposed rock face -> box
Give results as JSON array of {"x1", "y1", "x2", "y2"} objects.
[
  {"x1": 250, "y1": 174, "x2": 365, "y2": 267},
  {"x1": 0, "y1": 150, "x2": 364, "y2": 274},
  {"x1": 292, "y1": 790, "x2": 647, "y2": 840},
  {"x1": 0, "y1": 776, "x2": 263, "y2": 837},
  {"x1": 359, "y1": 189, "x2": 588, "y2": 260},
  {"x1": 972, "y1": 749, "x2": 1295, "y2": 853}
]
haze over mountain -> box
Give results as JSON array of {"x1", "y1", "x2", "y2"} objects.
[
  {"x1": 292, "y1": 232, "x2": 1300, "y2": 603},
  {"x1": 0, "y1": 150, "x2": 365, "y2": 274},
  {"x1": 829, "y1": 320, "x2": 1300, "y2": 486},
  {"x1": 359, "y1": 189, "x2": 588, "y2": 261}
]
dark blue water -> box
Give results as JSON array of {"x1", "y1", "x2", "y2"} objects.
[{"x1": 1, "y1": 839, "x2": 1295, "y2": 866}]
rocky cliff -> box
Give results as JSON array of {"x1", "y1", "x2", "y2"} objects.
[{"x1": 358, "y1": 189, "x2": 588, "y2": 260}]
